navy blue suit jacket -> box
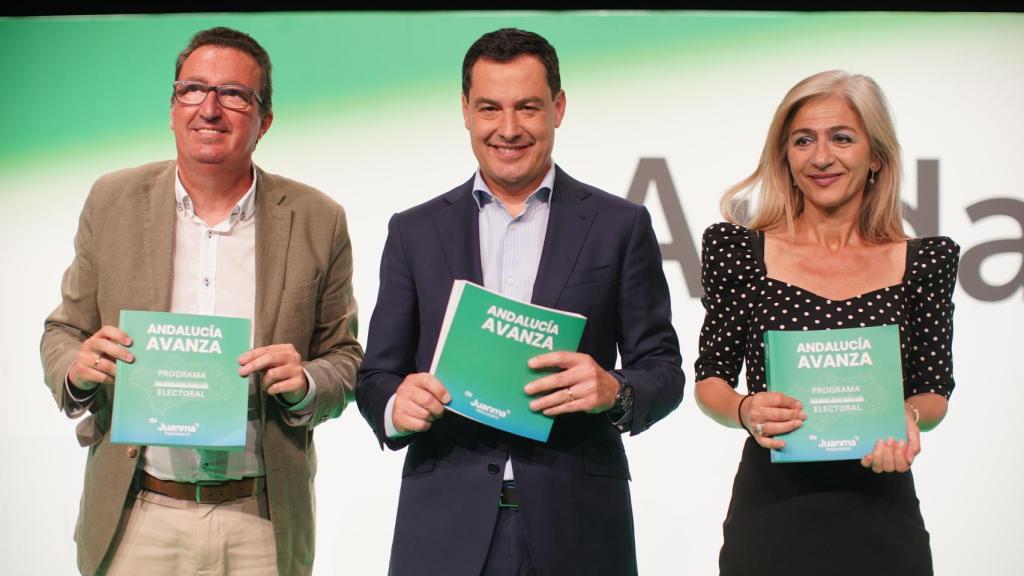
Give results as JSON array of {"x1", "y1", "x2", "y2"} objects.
[{"x1": 356, "y1": 167, "x2": 684, "y2": 576}]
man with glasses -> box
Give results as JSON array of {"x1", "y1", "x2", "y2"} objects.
[
  {"x1": 356, "y1": 28, "x2": 684, "y2": 576},
  {"x1": 41, "y1": 27, "x2": 361, "y2": 576}
]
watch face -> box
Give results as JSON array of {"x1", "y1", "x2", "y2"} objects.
[{"x1": 617, "y1": 385, "x2": 634, "y2": 412}]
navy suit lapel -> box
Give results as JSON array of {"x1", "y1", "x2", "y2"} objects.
[
  {"x1": 531, "y1": 166, "x2": 597, "y2": 308},
  {"x1": 434, "y1": 177, "x2": 484, "y2": 285}
]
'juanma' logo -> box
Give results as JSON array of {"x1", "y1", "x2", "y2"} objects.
[{"x1": 471, "y1": 398, "x2": 510, "y2": 420}]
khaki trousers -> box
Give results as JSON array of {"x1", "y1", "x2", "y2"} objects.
[{"x1": 98, "y1": 488, "x2": 277, "y2": 576}]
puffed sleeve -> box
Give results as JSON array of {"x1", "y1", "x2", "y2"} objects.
[
  {"x1": 695, "y1": 222, "x2": 762, "y2": 388},
  {"x1": 904, "y1": 236, "x2": 960, "y2": 399}
]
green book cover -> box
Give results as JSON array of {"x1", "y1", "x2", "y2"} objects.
[
  {"x1": 111, "y1": 310, "x2": 252, "y2": 450},
  {"x1": 764, "y1": 324, "x2": 906, "y2": 463},
  {"x1": 431, "y1": 280, "x2": 587, "y2": 442}
]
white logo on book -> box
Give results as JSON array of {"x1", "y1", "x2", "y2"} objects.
[
  {"x1": 470, "y1": 398, "x2": 510, "y2": 420},
  {"x1": 814, "y1": 434, "x2": 860, "y2": 451},
  {"x1": 157, "y1": 421, "x2": 200, "y2": 436}
]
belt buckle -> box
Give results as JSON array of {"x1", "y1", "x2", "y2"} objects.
[
  {"x1": 499, "y1": 483, "x2": 518, "y2": 508},
  {"x1": 194, "y1": 480, "x2": 224, "y2": 503}
]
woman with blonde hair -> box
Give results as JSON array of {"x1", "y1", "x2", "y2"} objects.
[{"x1": 695, "y1": 70, "x2": 959, "y2": 575}]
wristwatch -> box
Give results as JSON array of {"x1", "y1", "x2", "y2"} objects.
[{"x1": 608, "y1": 374, "x2": 634, "y2": 421}]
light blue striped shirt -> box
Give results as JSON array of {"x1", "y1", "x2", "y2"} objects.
[
  {"x1": 473, "y1": 165, "x2": 555, "y2": 303},
  {"x1": 473, "y1": 165, "x2": 555, "y2": 481}
]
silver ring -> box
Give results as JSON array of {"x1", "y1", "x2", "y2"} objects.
[
  {"x1": 566, "y1": 388, "x2": 574, "y2": 402},
  {"x1": 753, "y1": 422, "x2": 766, "y2": 437},
  {"x1": 93, "y1": 354, "x2": 102, "y2": 367}
]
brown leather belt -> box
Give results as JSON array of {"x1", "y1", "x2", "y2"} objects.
[
  {"x1": 140, "y1": 472, "x2": 262, "y2": 504},
  {"x1": 499, "y1": 482, "x2": 518, "y2": 508}
]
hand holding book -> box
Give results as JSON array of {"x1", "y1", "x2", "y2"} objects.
[
  {"x1": 860, "y1": 406, "x2": 920, "y2": 473},
  {"x1": 523, "y1": 351, "x2": 619, "y2": 417},
  {"x1": 238, "y1": 343, "x2": 309, "y2": 403},
  {"x1": 392, "y1": 373, "x2": 451, "y2": 434},
  {"x1": 69, "y1": 325, "x2": 135, "y2": 391},
  {"x1": 738, "y1": 391, "x2": 807, "y2": 450}
]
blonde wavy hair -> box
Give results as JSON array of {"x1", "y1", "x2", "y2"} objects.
[{"x1": 721, "y1": 70, "x2": 907, "y2": 243}]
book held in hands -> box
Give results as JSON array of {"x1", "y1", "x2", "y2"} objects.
[
  {"x1": 430, "y1": 280, "x2": 587, "y2": 442},
  {"x1": 764, "y1": 324, "x2": 906, "y2": 463},
  {"x1": 111, "y1": 310, "x2": 252, "y2": 450}
]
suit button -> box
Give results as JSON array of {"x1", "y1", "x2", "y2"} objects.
[
  {"x1": 487, "y1": 463, "x2": 500, "y2": 474},
  {"x1": 126, "y1": 447, "x2": 138, "y2": 458}
]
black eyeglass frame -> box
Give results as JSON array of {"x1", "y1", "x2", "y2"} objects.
[{"x1": 172, "y1": 80, "x2": 263, "y2": 111}]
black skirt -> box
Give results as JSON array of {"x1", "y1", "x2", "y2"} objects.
[{"x1": 719, "y1": 437, "x2": 933, "y2": 576}]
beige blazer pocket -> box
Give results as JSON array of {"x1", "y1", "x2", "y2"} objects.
[{"x1": 280, "y1": 274, "x2": 322, "y2": 304}]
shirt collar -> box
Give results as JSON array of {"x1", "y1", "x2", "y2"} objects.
[
  {"x1": 174, "y1": 165, "x2": 258, "y2": 226},
  {"x1": 472, "y1": 163, "x2": 555, "y2": 210}
]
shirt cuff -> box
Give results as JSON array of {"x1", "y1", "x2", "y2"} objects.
[
  {"x1": 384, "y1": 394, "x2": 414, "y2": 439},
  {"x1": 64, "y1": 362, "x2": 99, "y2": 417},
  {"x1": 274, "y1": 368, "x2": 317, "y2": 413}
]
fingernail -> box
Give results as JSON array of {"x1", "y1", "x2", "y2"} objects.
[
  {"x1": 799, "y1": 411, "x2": 808, "y2": 420},
  {"x1": 126, "y1": 353, "x2": 135, "y2": 362},
  {"x1": 527, "y1": 358, "x2": 538, "y2": 368},
  {"x1": 523, "y1": 385, "x2": 534, "y2": 394},
  {"x1": 442, "y1": 393, "x2": 451, "y2": 403},
  {"x1": 528, "y1": 401, "x2": 538, "y2": 411},
  {"x1": 125, "y1": 337, "x2": 133, "y2": 346}
]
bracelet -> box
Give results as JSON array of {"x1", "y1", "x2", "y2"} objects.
[
  {"x1": 905, "y1": 401, "x2": 920, "y2": 424},
  {"x1": 737, "y1": 394, "x2": 754, "y2": 436}
]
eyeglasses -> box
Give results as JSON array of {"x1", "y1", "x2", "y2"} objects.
[{"x1": 172, "y1": 80, "x2": 262, "y2": 111}]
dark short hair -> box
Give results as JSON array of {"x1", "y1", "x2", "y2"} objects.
[
  {"x1": 174, "y1": 27, "x2": 272, "y2": 118},
  {"x1": 462, "y1": 28, "x2": 561, "y2": 99}
]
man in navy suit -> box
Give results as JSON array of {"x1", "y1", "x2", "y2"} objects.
[{"x1": 356, "y1": 28, "x2": 684, "y2": 576}]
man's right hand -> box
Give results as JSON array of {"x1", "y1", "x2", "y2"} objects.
[
  {"x1": 68, "y1": 326, "x2": 134, "y2": 391},
  {"x1": 392, "y1": 373, "x2": 450, "y2": 434}
]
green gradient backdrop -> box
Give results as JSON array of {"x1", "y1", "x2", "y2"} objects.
[{"x1": 2, "y1": 12, "x2": 1021, "y2": 576}]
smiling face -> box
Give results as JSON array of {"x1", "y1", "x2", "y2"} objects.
[
  {"x1": 170, "y1": 45, "x2": 272, "y2": 177},
  {"x1": 787, "y1": 95, "x2": 880, "y2": 218},
  {"x1": 462, "y1": 55, "x2": 565, "y2": 200}
]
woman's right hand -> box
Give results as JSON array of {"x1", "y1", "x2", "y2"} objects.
[{"x1": 739, "y1": 391, "x2": 807, "y2": 449}]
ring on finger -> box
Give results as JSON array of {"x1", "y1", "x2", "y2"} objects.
[
  {"x1": 566, "y1": 387, "x2": 574, "y2": 402},
  {"x1": 93, "y1": 354, "x2": 102, "y2": 367},
  {"x1": 754, "y1": 422, "x2": 767, "y2": 437}
]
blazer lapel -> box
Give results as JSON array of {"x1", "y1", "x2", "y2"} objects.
[
  {"x1": 254, "y1": 168, "x2": 293, "y2": 348},
  {"x1": 531, "y1": 166, "x2": 597, "y2": 308},
  {"x1": 143, "y1": 162, "x2": 177, "y2": 312},
  {"x1": 434, "y1": 178, "x2": 483, "y2": 284}
]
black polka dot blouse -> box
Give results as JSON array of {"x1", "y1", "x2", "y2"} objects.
[{"x1": 695, "y1": 222, "x2": 960, "y2": 399}]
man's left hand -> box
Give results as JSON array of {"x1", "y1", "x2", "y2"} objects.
[
  {"x1": 524, "y1": 352, "x2": 619, "y2": 416},
  {"x1": 239, "y1": 344, "x2": 308, "y2": 404}
]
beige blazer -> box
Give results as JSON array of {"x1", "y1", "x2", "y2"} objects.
[{"x1": 41, "y1": 160, "x2": 362, "y2": 576}]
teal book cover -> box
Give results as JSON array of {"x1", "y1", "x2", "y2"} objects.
[
  {"x1": 111, "y1": 310, "x2": 252, "y2": 450},
  {"x1": 765, "y1": 324, "x2": 906, "y2": 463},
  {"x1": 431, "y1": 280, "x2": 587, "y2": 442}
]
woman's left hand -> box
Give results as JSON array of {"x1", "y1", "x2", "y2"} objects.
[{"x1": 860, "y1": 406, "x2": 921, "y2": 473}]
